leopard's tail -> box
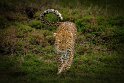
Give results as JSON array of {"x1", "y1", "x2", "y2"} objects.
[{"x1": 40, "y1": 9, "x2": 63, "y2": 26}]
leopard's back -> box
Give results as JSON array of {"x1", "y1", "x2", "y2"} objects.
[
  {"x1": 55, "y1": 22, "x2": 76, "y2": 52},
  {"x1": 55, "y1": 22, "x2": 77, "y2": 74}
]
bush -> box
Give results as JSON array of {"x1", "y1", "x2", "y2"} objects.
[
  {"x1": 46, "y1": 35, "x2": 55, "y2": 45},
  {"x1": 42, "y1": 46, "x2": 54, "y2": 54},
  {"x1": 28, "y1": 30, "x2": 48, "y2": 46},
  {"x1": 0, "y1": 16, "x2": 9, "y2": 29},
  {"x1": 29, "y1": 20, "x2": 44, "y2": 29},
  {"x1": 45, "y1": 13, "x2": 59, "y2": 23},
  {"x1": 0, "y1": 26, "x2": 18, "y2": 54},
  {"x1": 15, "y1": 23, "x2": 33, "y2": 38}
]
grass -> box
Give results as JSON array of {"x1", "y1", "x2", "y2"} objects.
[
  {"x1": 0, "y1": 0, "x2": 124, "y2": 83},
  {"x1": 0, "y1": 52, "x2": 124, "y2": 83},
  {"x1": 0, "y1": 17, "x2": 124, "y2": 83}
]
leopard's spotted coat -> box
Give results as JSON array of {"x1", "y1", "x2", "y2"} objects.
[{"x1": 40, "y1": 9, "x2": 77, "y2": 74}]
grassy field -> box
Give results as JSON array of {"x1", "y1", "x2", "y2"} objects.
[{"x1": 0, "y1": 0, "x2": 124, "y2": 83}]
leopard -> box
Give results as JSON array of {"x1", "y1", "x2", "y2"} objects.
[{"x1": 40, "y1": 9, "x2": 77, "y2": 74}]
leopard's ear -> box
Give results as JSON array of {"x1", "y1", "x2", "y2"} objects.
[{"x1": 53, "y1": 33, "x2": 56, "y2": 37}]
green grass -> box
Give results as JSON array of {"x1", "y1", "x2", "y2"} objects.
[
  {"x1": 0, "y1": 52, "x2": 124, "y2": 83},
  {"x1": 0, "y1": 17, "x2": 124, "y2": 83},
  {"x1": 0, "y1": 0, "x2": 124, "y2": 83}
]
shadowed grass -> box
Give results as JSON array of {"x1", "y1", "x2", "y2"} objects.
[{"x1": 0, "y1": 0, "x2": 124, "y2": 83}]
